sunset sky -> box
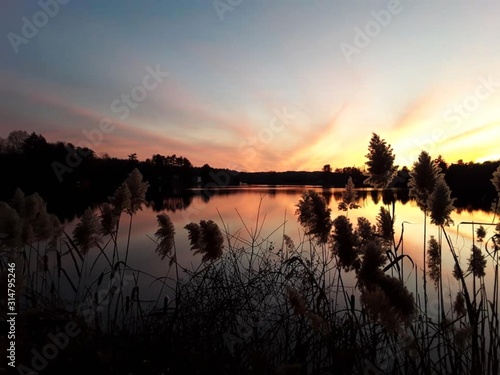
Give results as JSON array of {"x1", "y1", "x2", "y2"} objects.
[{"x1": 1, "y1": 0, "x2": 500, "y2": 172}]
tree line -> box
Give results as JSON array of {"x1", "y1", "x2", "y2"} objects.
[{"x1": 0, "y1": 130, "x2": 498, "y2": 219}]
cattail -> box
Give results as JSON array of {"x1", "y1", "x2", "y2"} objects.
[
  {"x1": 408, "y1": 151, "x2": 440, "y2": 212},
  {"x1": 427, "y1": 236, "x2": 441, "y2": 289},
  {"x1": 363, "y1": 133, "x2": 398, "y2": 189},
  {"x1": 154, "y1": 214, "x2": 176, "y2": 260},
  {"x1": 331, "y1": 215, "x2": 360, "y2": 272},
  {"x1": 467, "y1": 245, "x2": 486, "y2": 278},
  {"x1": 295, "y1": 190, "x2": 332, "y2": 244},
  {"x1": 338, "y1": 177, "x2": 360, "y2": 211},
  {"x1": 73, "y1": 208, "x2": 102, "y2": 254},
  {"x1": 125, "y1": 168, "x2": 149, "y2": 213},
  {"x1": 185, "y1": 220, "x2": 224, "y2": 262},
  {"x1": 428, "y1": 174, "x2": 455, "y2": 226}
]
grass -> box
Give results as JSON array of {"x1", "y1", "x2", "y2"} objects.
[{"x1": 1, "y1": 165, "x2": 500, "y2": 374}]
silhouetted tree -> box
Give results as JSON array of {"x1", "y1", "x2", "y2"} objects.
[
  {"x1": 3, "y1": 130, "x2": 30, "y2": 153},
  {"x1": 434, "y1": 155, "x2": 447, "y2": 172}
]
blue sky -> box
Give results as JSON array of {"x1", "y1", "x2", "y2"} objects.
[{"x1": 1, "y1": 0, "x2": 500, "y2": 171}]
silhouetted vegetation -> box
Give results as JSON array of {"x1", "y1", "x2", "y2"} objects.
[
  {"x1": 1, "y1": 130, "x2": 498, "y2": 223},
  {"x1": 1, "y1": 132, "x2": 500, "y2": 374},
  {"x1": 1, "y1": 130, "x2": 498, "y2": 226}
]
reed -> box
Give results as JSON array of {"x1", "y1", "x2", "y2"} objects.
[{"x1": 1, "y1": 147, "x2": 499, "y2": 374}]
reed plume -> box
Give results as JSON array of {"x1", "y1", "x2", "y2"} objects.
[
  {"x1": 154, "y1": 213, "x2": 176, "y2": 260},
  {"x1": 295, "y1": 190, "x2": 332, "y2": 244},
  {"x1": 427, "y1": 236, "x2": 441, "y2": 289},
  {"x1": 338, "y1": 177, "x2": 360, "y2": 211},
  {"x1": 185, "y1": 220, "x2": 224, "y2": 262},
  {"x1": 331, "y1": 215, "x2": 360, "y2": 271},
  {"x1": 428, "y1": 174, "x2": 455, "y2": 226},
  {"x1": 408, "y1": 151, "x2": 440, "y2": 212},
  {"x1": 467, "y1": 245, "x2": 486, "y2": 278},
  {"x1": 363, "y1": 133, "x2": 398, "y2": 189},
  {"x1": 73, "y1": 208, "x2": 102, "y2": 254}
]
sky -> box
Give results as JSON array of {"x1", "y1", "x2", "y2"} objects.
[{"x1": 1, "y1": 0, "x2": 500, "y2": 172}]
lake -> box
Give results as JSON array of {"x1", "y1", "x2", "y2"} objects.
[{"x1": 61, "y1": 185, "x2": 498, "y2": 320}]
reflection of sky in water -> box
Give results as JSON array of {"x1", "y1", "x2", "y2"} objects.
[{"x1": 60, "y1": 187, "x2": 498, "y2": 311}]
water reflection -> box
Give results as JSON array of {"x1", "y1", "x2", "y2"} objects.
[
  {"x1": 145, "y1": 187, "x2": 459, "y2": 215},
  {"x1": 57, "y1": 185, "x2": 499, "y2": 321}
]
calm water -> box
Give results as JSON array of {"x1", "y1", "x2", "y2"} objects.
[{"x1": 64, "y1": 186, "x2": 498, "y2": 316}]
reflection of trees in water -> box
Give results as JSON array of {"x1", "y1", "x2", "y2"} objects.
[
  {"x1": 396, "y1": 189, "x2": 410, "y2": 205},
  {"x1": 37, "y1": 187, "x2": 497, "y2": 219},
  {"x1": 147, "y1": 191, "x2": 194, "y2": 212},
  {"x1": 382, "y1": 190, "x2": 396, "y2": 206},
  {"x1": 267, "y1": 187, "x2": 277, "y2": 198},
  {"x1": 320, "y1": 188, "x2": 332, "y2": 206}
]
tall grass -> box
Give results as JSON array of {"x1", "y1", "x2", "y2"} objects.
[{"x1": 1, "y1": 152, "x2": 499, "y2": 374}]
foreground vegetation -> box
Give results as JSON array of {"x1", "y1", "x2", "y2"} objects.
[{"x1": 1, "y1": 133, "x2": 499, "y2": 374}]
